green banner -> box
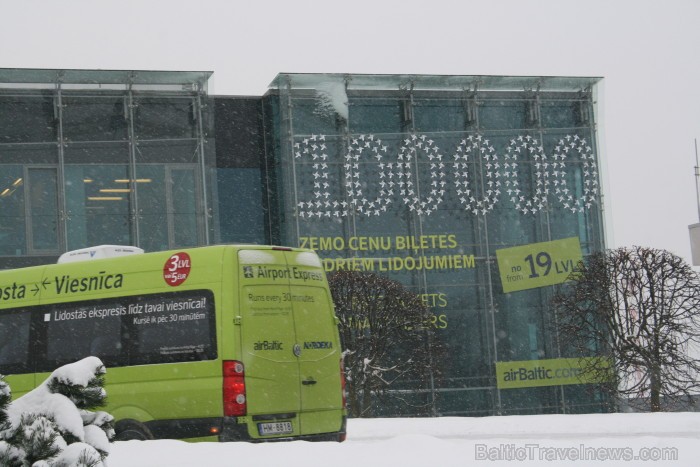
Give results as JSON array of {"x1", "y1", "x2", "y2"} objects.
[
  {"x1": 496, "y1": 357, "x2": 609, "y2": 389},
  {"x1": 496, "y1": 237, "x2": 582, "y2": 293}
]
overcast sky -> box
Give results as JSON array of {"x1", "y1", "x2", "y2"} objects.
[{"x1": 2, "y1": 0, "x2": 699, "y2": 262}]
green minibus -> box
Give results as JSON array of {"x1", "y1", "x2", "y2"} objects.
[{"x1": 0, "y1": 244, "x2": 347, "y2": 442}]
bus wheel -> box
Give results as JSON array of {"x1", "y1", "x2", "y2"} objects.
[{"x1": 115, "y1": 420, "x2": 154, "y2": 441}]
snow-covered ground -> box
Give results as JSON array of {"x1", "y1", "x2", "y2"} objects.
[{"x1": 110, "y1": 412, "x2": 700, "y2": 466}]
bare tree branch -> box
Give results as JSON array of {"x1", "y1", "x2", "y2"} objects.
[
  {"x1": 328, "y1": 270, "x2": 443, "y2": 417},
  {"x1": 552, "y1": 246, "x2": 700, "y2": 412}
]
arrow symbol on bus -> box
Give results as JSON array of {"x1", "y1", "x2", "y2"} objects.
[{"x1": 30, "y1": 278, "x2": 50, "y2": 296}]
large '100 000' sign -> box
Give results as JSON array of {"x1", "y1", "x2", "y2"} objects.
[{"x1": 294, "y1": 133, "x2": 598, "y2": 219}]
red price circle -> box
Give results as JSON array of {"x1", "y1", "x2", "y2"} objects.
[{"x1": 163, "y1": 252, "x2": 191, "y2": 286}]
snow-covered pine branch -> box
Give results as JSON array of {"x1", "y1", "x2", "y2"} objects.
[{"x1": 0, "y1": 357, "x2": 114, "y2": 466}]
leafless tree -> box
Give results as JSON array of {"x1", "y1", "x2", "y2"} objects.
[
  {"x1": 327, "y1": 270, "x2": 441, "y2": 417},
  {"x1": 552, "y1": 246, "x2": 700, "y2": 412}
]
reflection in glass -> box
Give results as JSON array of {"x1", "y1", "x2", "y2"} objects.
[
  {"x1": 27, "y1": 168, "x2": 59, "y2": 253},
  {"x1": 65, "y1": 165, "x2": 131, "y2": 250},
  {"x1": 0, "y1": 73, "x2": 209, "y2": 266},
  {"x1": 0, "y1": 96, "x2": 56, "y2": 143},
  {"x1": 0, "y1": 168, "x2": 26, "y2": 255},
  {"x1": 0, "y1": 310, "x2": 30, "y2": 368},
  {"x1": 134, "y1": 98, "x2": 195, "y2": 140},
  {"x1": 63, "y1": 97, "x2": 127, "y2": 142},
  {"x1": 170, "y1": 168, "x2": 198, "y2": 248},
  {"x1": 135, "y1": 165, "x2": 168, "y2": 252}
]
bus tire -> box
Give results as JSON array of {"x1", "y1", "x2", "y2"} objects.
[{"x1": 115, "y1": 420, "x2": 154, "y2": 441}]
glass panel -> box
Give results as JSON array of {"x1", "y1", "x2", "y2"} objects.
[
  {"x1": 540, "y1": 101, "x2": 578, "y2": 128},
  {"x1": 63, "y1": 96, "x2": 127, "y2": 142},
  {"x1": 65, "y1": 164, "x2": 131, "y2": 249},
  {"x1": 478, "y1": 100, "x2": 527, "y2": 130},
  {"x1": 275, "y1": 73, "x2": 601, "y2": 94},
  {"x1": 134, "y1": 165, "x2": 168, "y2": 252},
  {"x1": 0, "y1": 69, "x2": 212, "y2": 88},
  {"x1": 135, "y1": 140, "x2": 198, "y2": 164},
  {"x1": 0, "y1": 145, "x2": 57, "y2": 164},
  {"x1": 27, "y1": 168, "x2": 59, "y2": 252},
  {"x1": 348, "y1": 98, "x2": 402, "y2": 134},
  {"x1": 0, "y1": 96, "x2": 56, "y2": 143},
  {"x1": 0, "y1": 309, "x2": 31, "y2": 373},
  {"x1": 0, "y1": 81, "x2": 213, "y2": 263},
  {"x1": 170, "y1": 168, "x2": 199, "y2": 248},
  {"x1": 131, "y1": 290, "x2": 217, "y2": 364},
  {"x1": 45, "y1": 299, "x2": 123, "y2": 365},
  {"x1": 215, "y1": 168, "x2": 265, "y2": 244},
  {"x1": 414, "y1": 99, "x2": 465, "y2": 132},
  {"x1": 0, "y1": 167, "x2": 26, "y2": 255},
  {"x1": 134, "y1": 165, "x2": 201, "y2": 251},
  {"x1": 64, "y1": 142, "x2": 129, "y2": 165},
  {"x1": 134, "y1": 98, "x2": 196, "y2": 140}
]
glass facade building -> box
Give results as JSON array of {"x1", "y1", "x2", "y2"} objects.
[
  {"x1": 0, "y1": 69, "x2": 607, "y2": 416},
  {"x1": 0, "y1": 69, "x2": 214, "y2": 266}
]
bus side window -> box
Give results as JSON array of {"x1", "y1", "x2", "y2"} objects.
[
  {"x1": 130, "y1": 291, "x2": 217, "y2": 365},
  {"x1": 0, "y1": 311, "x2": 31, "y2": 370},
  {"x1": 90, "y1": 335, "x2": 122, "y2": 356},
  {"x1": 46, "y1": 304, "x2": 123, "y2": 366}
]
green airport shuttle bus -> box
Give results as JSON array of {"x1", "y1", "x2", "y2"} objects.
[{"x1": 0, "y1": 244, "x2": 347, "y2": 442}]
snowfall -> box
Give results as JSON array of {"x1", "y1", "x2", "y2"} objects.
[{"x1": 108, "y1": 412, "x2": 700, "y2": 467}]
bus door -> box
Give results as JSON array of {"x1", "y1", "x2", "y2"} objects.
[
  {"x1": 238, "y1": 249, "x2": 301, "y2": 434},
  {"x1": 285, "y1": 250, "x2": 343, "y2": 435}
]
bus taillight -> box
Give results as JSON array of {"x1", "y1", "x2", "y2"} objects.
[{"x1": 223, "y1": 360, "x2": 247, "y2": 417}]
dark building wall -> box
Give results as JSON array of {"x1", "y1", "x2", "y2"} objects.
[{"x1": 211, "y1": 97, "x2": 268, "y2": 245}]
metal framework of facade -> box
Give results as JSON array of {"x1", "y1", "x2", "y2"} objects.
[
  {"x1": 0, "y1": 69, "x2": 213, "y2": 263},
  {"x1": 265, "y1": 73, "x2": 607, "y2": 416},
  {"x1": 0, "y1": 69, "x2": 608, "y2": 417}
]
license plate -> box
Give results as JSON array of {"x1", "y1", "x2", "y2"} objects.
[{"x1": 258, "y1": 421, "x2": 293, "y2": 436}]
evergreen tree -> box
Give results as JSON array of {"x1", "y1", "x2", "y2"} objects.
[
  {"x1": 0, "y1": 357, "x2": 114, "y2": 466},
  {"x1": 0, "y1": 374, "x2": 10, "y2": 428},
  {"x1": 2, "y1": 414, "x2": 63, "y2": 466},
  {"x1": 47, "y1": 370, "x2": 106, "y2": 412}
]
